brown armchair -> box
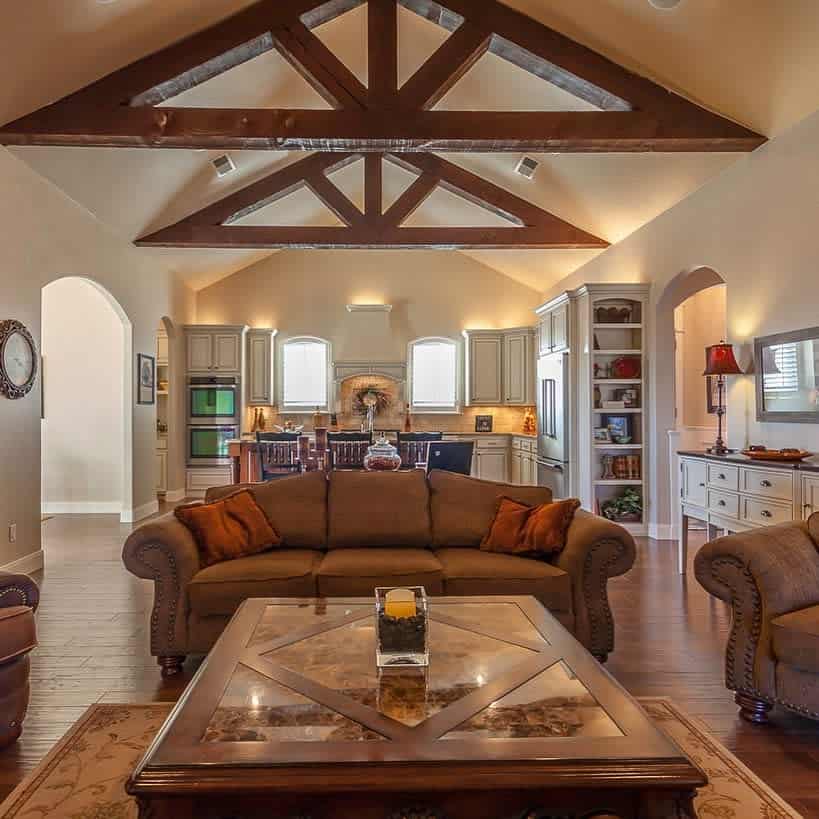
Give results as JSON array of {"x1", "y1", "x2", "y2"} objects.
[
  {"x1": 694, "y1": 513, "x2": 819, "y2": 723},
  {"x1": 0, "y1": 570, "x2": 39, "y2": 747}
]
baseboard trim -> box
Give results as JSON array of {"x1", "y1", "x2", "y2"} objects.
[
  {"x1": 165, "y1": 488, "x2": 186, "y2": 503},
  {"x1": 41, "y1": 501, "x2": 121, "y2": 515},
  {"x1": 121, "y1": 499, "x2": 159, "y2": 524},
  {"x1": 1, "y1": 549, "x2": 44, "y2": 575},
  {"x1": 649, "y1": 523, "x2": 675, "y2": 541}
]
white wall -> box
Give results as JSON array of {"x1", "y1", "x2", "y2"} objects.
[
  {"x1": 0, "y1": 146, "x2": 195, "y2": 570},
  {"x1": 540, "y1": 107, "x2": 819, "y2": 534},
  {"x1": 41, "y1": 278, "x2": 125, "y2": 513}
]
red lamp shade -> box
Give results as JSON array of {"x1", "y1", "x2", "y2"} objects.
[{"x1": 703, "y1": 342, "x2": 744, "y2": 376}]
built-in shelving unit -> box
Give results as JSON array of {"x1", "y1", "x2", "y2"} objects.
[{"x1": 576, "y1": 284, "x2": 650, "y2": 536}]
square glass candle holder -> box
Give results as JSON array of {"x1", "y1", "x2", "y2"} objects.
[{"x1": 374, "y1": 586, "x2": 429, "y2": 667}]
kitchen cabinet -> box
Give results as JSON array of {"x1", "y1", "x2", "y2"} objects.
[
  {"x1": 246, "y1": 329, "x2": 277, "y2": 405},
  {"x1": 803, "y1": 475, "x2": 819, "y2": 519},
  {"x1": 475, "y1": 448, "x2": 509, "y2": 483},
  {"x1": 463, "y1": 328, "x2": 534, "y2": 406},
  {"x1": 537, "y1": 299, "x2": 569, "y2": 356},
  {"x1": 511, "y1": 450, "x2": 522, "y2": 484},
  {"x1": 156, "y1": 329, "x2": 169, "y2": 366},
  {"x1": 185, "y1": 326, "x2": 246, "y2": 373},
  {"x1": 680, "y1": 458, "x2": 707, "y2": 507},
  {"x1": 511, "y1": 436, "x2": 537, "y2": 485}
]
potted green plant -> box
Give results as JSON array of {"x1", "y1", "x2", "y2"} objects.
[{"x1": 601, "y1": 488, "x2": 642, "y2": 523}]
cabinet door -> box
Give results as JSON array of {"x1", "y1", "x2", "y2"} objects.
[
  {"x1": 187, "y1": 333, "x2": 213, "y2": 371},
  {"x1": 213, "y1": 334, "x2": 241, "y2": 372},
  {"x1": 468, "y1": 335, "x2": 503, "y2": 404},
  {"x1": 470, "y1": 451, "x2": 480, "y2": 478},
  {"x1": 503, "y1": 332, "x2": 530, "y2": 405},
  {"x1": 681, "y1": 458, "x2": 707, "y2": 507},
  {"x1": 478, "y1": 449, "x2": 508, "y2": 483},
  {"x1": 156, "y1": 331, "x2": 169, "y2": 366},
  {"x1": 551, "y1": 304, "x2": 568, "y2": 352},
  {"x1": 247, "y1": 333, "x2": 273, "y2": 405},
  {"x1": 511, "y1": 452, "x2": 522, "y2": 485},
  {"x1": 538, "y1": 315, "x2": 552, "y2": 356},
  {"x1": 802, "y1": 476, "x2": 819, "y2": 520},
  {"x1": 522, "y1": 455, "x2": 535, "y2": 486}
]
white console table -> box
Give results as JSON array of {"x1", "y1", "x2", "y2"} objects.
[{"x1": 677, "y1": 451, "x2": 819, "y2": 574}]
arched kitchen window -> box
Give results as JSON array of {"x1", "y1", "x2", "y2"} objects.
[
  {"x1": 408, "y1": 337, "x2": 460, "y2": 413},
  {"x1": 280, "y1": 336, "x2": 331, "y2": 411}
]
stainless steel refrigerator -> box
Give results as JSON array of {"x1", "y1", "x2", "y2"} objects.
[{"x1": 536, "y1": 352, "x2": 571, "y2": 498}]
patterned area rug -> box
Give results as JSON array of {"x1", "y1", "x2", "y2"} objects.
[{"x1": 0, "y1": 699, "x2": 801, "y2": 818}]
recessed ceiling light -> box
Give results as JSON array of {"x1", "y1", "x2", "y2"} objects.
[{"x1": 649, "y1": 0, "x2": 683, "y2": 8}]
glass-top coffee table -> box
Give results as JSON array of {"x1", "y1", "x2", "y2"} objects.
[{"x1": 128, "y1": 596, "x2": 705, "y2": 818}]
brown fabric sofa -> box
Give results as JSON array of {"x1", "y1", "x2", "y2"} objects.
[
  {"x1": 0, "y1": 570, "x2": 39, "y2": 748},
  {"x1": 123, "y1": 470, "x2": 636, "y2": 677},
  {"x1": 695, "y1": 513, "x2": 819, "y2": 724}
]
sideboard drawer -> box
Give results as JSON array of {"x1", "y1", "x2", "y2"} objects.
[
  {"x1": 708, "y1": 489, "x2": 739, "y2": 518},
  {"x1": 707, "y1": 464, "x2": 739, "y2": 491},
  {"x1": 741, "y1": 497, "x2": 793, "y2": 528},
  {"x1": 740, "y1": 468, "x2": 794, "y2": 502}
]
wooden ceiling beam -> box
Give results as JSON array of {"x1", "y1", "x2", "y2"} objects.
[
  {"x1": 272, "y1": 20, "x2": 368, "y2": 110},
  {"x1": 305, "y1": 173, "x2": 366, "y2": 226},
  {"x1": 0, "y1": 108, "x2": 764, "y2": 152},
  {"x1": 368, "y1": 0, "x2": 398, "y2": 107},
  {"x1": 397, "y1": 22, "x2": 492, "y2": 110},
  {"x1": 136, "y1": 224, "x2": 607, "y2": 250},
  {"x1": 382, "y1": 174, "x2": 439, "y2": 225},
  {"x1": 364, "y1": 154, "x2": 383, "y2": 221}
]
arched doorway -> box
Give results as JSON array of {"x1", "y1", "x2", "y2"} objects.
[
  {"x1": 653, "y1": 267, "x2": 726, "y2": 541},
  {"x1": 41, "y1": 277, "x2": 133, "y2": 522},
  {"x1": 156, "y1": 316, "x2": 184, "y2": 503}
]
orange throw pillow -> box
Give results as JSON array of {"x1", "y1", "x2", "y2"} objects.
[
  {"x1": 174, "y1": 490, "x2": 281, "y2": 567},
  {"x1": 481, "y1": 496, "x2": 580, "y2": 558}
]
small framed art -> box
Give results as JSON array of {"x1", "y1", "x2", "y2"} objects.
[
  {"x1": 475, "y1": 415, "x2": 493, "y2": 433},
  {"x1": 137, "y1": 353, "x2": 155, "y2": 405}
]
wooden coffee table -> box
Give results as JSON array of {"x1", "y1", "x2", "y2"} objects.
[{"x1": 128, "y1": 596, "x2": 705, "y2": 818}]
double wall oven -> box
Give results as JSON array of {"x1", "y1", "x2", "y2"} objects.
[{"x1": 187, "y1": 376, "x2": 240, "y2": 466}]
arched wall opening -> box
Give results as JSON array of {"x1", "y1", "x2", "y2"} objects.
[
  {"x1": 156, "y1": 316, "x2": 185, "y2": 502},
  {"x1": 651, "y1": 266, "x2": 726, "y2": 540},
  {"x1": 41, "y1": 276, "x2": 133, "y2": 521}
]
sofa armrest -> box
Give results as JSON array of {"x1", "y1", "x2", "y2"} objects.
[
  {"x1": 0, "y1": 571, "x2": 39, "y2": 612},
  {"x1": 694, "y1": 521, "x2": 819, "y2": 700},
  {"x1": 553, "y1": 510, "x2": 636, "y2": 657},
  {"x1": 122, "y1": 513, "x2": 201, "y2": 657}
]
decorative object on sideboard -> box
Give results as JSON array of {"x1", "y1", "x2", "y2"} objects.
[
  {"x1": 740, "y1": 446, "x2": 813, "y2": 462},
  {"x1": 0, "y1": 319, "x2": 37, "y2": 399},
  {"x1": 136, "y1": 353, "x2": 155, "y2": 405},
  {"x1": 363, "y1": 435, "x2": 402, "y2": 472},
  {"x1": 475, "y1": 414, "x2": 493, "y2": 433},
  {"x1": 601, "y1": 488, "x2": 643, "y2": 523},
  {"x1": 522, "y1": 406, "x2": 536, "y2": 434},
  {"x1": 754, "y1": 325, "x2": 819, "y2": 423},
  {"x1": 703, "y1": 341, "x2": 744, "y2": 455}
]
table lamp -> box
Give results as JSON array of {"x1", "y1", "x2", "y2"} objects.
[{"x1": 703, "y1": 341, "x2": 744, "y2": 455}]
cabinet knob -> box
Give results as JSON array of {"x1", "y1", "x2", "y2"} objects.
[
  {"x1": 718, "y1": 499, "x2": 726, "y2": 507},
  {"x1": 760, "y1": 480, "x2": 772, "y2": 487},
  {"x1": 698, "y1": 482, "x2": 705, "y2": 487},
  {"x1": 761, "y1": 510, "x2": 773, "y2": 518},
  {"x1": 718, "y1": 473, "x2": 726, "y2": 480}
]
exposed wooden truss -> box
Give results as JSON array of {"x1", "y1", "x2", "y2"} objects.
[
  {"x1": 0, "y1": 0, "x2": 764, "y2": 153},
  {"x1": 136, "y1": 152, "x2": 609, "y2": 250}
]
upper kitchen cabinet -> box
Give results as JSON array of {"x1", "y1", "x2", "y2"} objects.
[
  {"x1": 463, "y1": 328, "x2": 534, "y2": 406},
  {"x1": 537, "y1": 297, "x2": 570, "y2": 355},
  {"x1": 185, "y1": 326, "x2": 247, "y2": 373},
  {"x1": 246, "y1": 328, "x2": 277, "y2": 406}
]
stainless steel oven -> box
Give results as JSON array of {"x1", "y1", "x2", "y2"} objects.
[
  {"x1": 187, "y1": 425, "x2": 237, "y2": 466},
  {"x1": 188, "y1": 376, "x2": 240, "y2": 425}
]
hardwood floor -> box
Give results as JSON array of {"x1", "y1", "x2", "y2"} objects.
[{"x1": 2, "y1": 512, "x2": 819, "y2": 815}]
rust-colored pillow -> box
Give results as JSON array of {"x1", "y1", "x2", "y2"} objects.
[
  {"x1": 174, "y1": 490, "x2": 281, "y2": 567},
  {"x1": 481, "y1": 496, "x2": 581, "y2": 558}
]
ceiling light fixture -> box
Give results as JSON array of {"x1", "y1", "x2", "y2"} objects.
[
  {"x1": 649, "y1": 0, "x2": 683, "y2": 8},
  {"x1": 346, "y1": 304, "x2": 393, "y2": 313}
]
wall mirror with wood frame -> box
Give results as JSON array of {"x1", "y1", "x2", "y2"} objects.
[{"x1": 755, "y1": 326, "x2": 819, "y2": 422}]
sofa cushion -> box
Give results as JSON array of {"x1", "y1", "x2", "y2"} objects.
[
  {"x1": 808, "y1": 511, "x2": 819, "y2": 547},
  {"x1": 327, "y1": 470, "x2": 431, "y2": 549},
  {"x1": 316, "y1": 548, "x2": 444, "y2": 596},
  {"x1": 482, "y1": 497, "x2": 580, "y2": 557},
  {"x1": 435, "y1": 548, "x2": 572, "y2": 613},
  {"x1": 207, "y1": 471, "x2": 328, "y2": 549},
  {"x1": 0, "y1": 606, "x2": 36, "y2": 665},
  {"x1": 175, "y1": 490, "x2": 281, "y2": 567},
  {"x1": 429, "y1": 470, "x2": 553, "y2": 548},
  {"x1": 189, "y1": 550, "x2": 322, "y2": 617},
  {"x1": 771, "y1": 604, "x2": 819, "y2": 673}
]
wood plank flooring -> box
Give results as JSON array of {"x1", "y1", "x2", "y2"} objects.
[{"x1": 1, "y1": 512, "x2": 818, "y2": 815}]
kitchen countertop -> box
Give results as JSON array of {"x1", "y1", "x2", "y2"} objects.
[{"x1": 677, "y1": 449, "x2": 819, "y2": 473}]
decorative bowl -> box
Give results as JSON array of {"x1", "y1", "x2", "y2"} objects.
[
  {"x1": 364, "y1": 436, "x2": 402, "y2": 471},
  {"x1": 741, "y1": 448, "x2": 812, "y2": 462}
]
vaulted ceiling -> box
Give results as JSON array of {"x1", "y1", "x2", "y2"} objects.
[{"x1": 3, "y1": 1, "x2": 818, "y2": 293}]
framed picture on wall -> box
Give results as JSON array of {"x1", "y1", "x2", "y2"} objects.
[
  {"x1": 475, "y1": 415, "x2": 493, "y2": 433},
  {"x1": 137, "y1": 353, "x2": 155, "y2": 405},
  {"x1": 706, "y1": 375, "x2": 719, "y2": 414}
]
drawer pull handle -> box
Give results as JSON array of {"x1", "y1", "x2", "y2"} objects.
[
  {"x1": 698, "y1": 482, "x2": 706, "y2": 487},
  {"x1": 761, "y1": 510, "x2": 773, "y2": 518},
  {"x1": 718, "y1": 473, "x2": 726, "y2": 480},
  {"x1": 760, "y1": 480, "x2": 772, "y2": 487},
  {"x1": 718, "y1": 499, "x2": 726, "y2": 507}
]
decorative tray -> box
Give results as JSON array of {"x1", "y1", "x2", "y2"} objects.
[{"x1": 741, "y1": 449, "x2": 813, "y2": 462}]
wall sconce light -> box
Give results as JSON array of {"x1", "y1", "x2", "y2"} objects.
[{"x1": 346, "y1": 304, "x2": 393, "y2": 313}]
